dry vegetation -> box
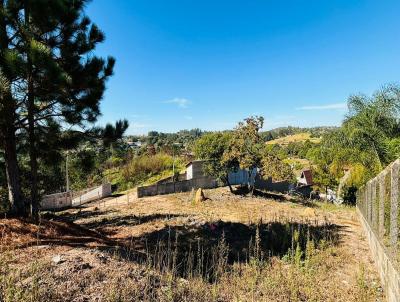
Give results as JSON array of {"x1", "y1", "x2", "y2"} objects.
[
  {"x1": 266, "y1": 132, "x2": 321, "y2": 146},
  {"x1": 0, "y1": 188, "x2": 384, "y2": 302}
]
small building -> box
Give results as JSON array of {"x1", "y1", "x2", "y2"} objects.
[
  {"x1": 186, "y1": 160, "x2": 208, "y2": 180},
  {"x1": 297, "y1": 169, "x2": 313, "y2": 186}
]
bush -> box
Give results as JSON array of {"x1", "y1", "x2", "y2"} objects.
[{"x1": 342, "y1": 185, "x2": 358, "y2": 205}]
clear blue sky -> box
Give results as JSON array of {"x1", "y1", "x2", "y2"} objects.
[{"x1": 86, "y1": 0, "x2": 400, "y2": 135}]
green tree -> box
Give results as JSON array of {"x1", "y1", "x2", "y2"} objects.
[
  {"x1": 223, "y1": 116, "x2": 264, "y2": 194},
  {"x1": 194, "y1": 132, "x2": 237, "y2": 192},
  {"x1": 0, "y1": 2, "x2": 25, "y2": 215},
  {"x1": 1, "y1": 0, "x2": 115, "y2": 217},
  {"x1": 260, "y1": 152, "x2": 294, "y2": 182}
]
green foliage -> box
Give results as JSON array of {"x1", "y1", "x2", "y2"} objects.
[
  {"x1": 194, "y1": 132, "x2": 236, "y2": 185},
  {"x1": 145, "y1": 129, "x2": 205, "y2": 151},
  {"x1": 223, "y1": 116, "x2": 264, "y2": 171},
  {"x1": 101, "y1": 120, "x2": 129, "y2": 148},
  {"x1": 108, "y1": 153, "x2": 184, "y2": 191},
  {"x1": 260, "y1": 152, "x2": 294, "y2": 182},
  {"x1": 69, "y1": 149, "x2": 97, "y2": 191},
  {"x1": 308, "y1": 84, "x2": 400, "y2": 192},
  {"x1": 0, "y1": 0, "x2": 121, "y2": 215}
]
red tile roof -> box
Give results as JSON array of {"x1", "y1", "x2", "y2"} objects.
[{"x1": 301, "y1": 170, "x2": 313, "y2": 185}]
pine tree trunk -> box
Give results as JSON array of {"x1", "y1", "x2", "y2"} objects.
[
  {"x1": 27, "y1": 92, "x2": 39, "y2": 219},
  {"x1": 25, "y1": 0, "x2": 39, "y2": 219},
  {"x1": 0, "y1": 0, "x2": 25, "y2": 216},
  {"x1": 2, "y1": 104, "x2": 25, "y2": 216}
]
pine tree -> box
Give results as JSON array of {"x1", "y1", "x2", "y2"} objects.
[
  {"x1": 0, "y1": 0, "x2": 26, "y2": 215},
  {"x1": 2, "y1": 0, "x2": 115, "y2": 217}
]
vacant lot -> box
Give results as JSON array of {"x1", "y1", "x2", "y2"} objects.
[{"x1": 0, "y1": 188, "x2": 383, "y2": 302}]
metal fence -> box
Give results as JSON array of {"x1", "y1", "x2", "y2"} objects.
[{"x1": 357, "y1": 159, "x2": 400, "y2": 263}]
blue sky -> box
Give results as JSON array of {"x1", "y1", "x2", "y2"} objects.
[{"x1": 86, "y1": 0, "x2": 400, "y2": 135}]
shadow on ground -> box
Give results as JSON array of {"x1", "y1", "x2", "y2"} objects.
[{"x1": 97, "y1": 219, "x2": 345, "y2": 281}]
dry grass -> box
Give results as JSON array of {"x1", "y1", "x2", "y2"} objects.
[
  {"x1": 0, "y1": 187, "x2": 384, "y2": 302},
  {"x1": 266, "y1": 132, "x2": 321, "y2": 146}
]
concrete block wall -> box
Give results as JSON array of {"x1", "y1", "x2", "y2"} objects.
[
  {"x1": 357, "y1": 158, "x2": 400, "y2": 302},
  {"x1": 41, "y1": 192, "x2": 72, "y2": 210},
  {"x1": 137, "y1": 177, "x2": 218, "y2": 198}
]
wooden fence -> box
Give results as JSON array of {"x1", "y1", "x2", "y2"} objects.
[{"x1": 357, "y1": 159, "x2": 400, "y2": 302}]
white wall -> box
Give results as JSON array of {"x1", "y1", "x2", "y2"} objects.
[
  {"x1": 71, "y1": 183, "x2": 112, "y2": 206},
  {"x1": 186, "y1": 165, "x2": 193, "y2": 180},
  {"x1": 41, "y1": 183, "x2": 112, "y2": 210}
]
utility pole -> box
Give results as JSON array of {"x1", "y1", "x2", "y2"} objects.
[
  {"x1": 172, "y1": 143, "x2": 180, "y2": 182},
  {"x1": 172, "y1": 147, "x2": 175, "y2": 180}
]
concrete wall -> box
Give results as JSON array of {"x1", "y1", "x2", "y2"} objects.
[
  {"x1": 41, "y1": 192, "x2": 72, "y2": 210},
  {"x1": 186, "y1": 161, "x2": 207, "y2": 180},
  {"x1": 186, "y1": 164, "x2": 193, "y2": 180},
  {"x1": 254, "y1": 176, "x2": 290, "y2": 193},
  {"x1": 71, "y1": 183, "x2": 112, "y2": 206},
  {"x1": 137, "y1": 177, "x2": 218, "y2": 198},
  {"x1": 138, "y1": 168, "x2": 291, "y2": 198},
  {"x1": 41, "y1": 183, "x2": 112, "y2": 209},
  {"x1": 357, "y1": 208, "x2": 400, "y2": 302}
]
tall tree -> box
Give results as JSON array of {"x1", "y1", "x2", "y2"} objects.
[
  {"x1": 0, "y1": 1, "x2": 25, "y2": 215},
  {"x1": 2, "y1": 0, "x2": 115, "y2": 217}
]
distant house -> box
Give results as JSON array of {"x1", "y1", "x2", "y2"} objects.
[
  {"x1": 186, "y1": 160, "x2": 257, "y2": 186},
  {"x1": 127, "y1": 141, "x2": 142, "y2": 149},
  {"x1": 297, "y1": 169, "x2": 313, "y2": 186}
]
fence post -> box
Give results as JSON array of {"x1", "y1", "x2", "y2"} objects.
[
  {"x1": 372, "y1": 180, "x2": 378, "y2": 231},
  {"x1": 379, "y1": 174, "x2": 385, "y2": 238},
  {"x1": 390, "y1": 161, "x2": 399, "y2": 248},
  {"x1": 367, "y1": 181, "x2": 372, "y2": 224}
]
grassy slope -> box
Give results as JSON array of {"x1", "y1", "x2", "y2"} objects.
[{"x1": 266, "y1": 132, "x2": 321, "y2": 145}]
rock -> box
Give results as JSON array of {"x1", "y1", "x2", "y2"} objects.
[
  {"x1": 194, "y1": 188, "x2": 206, "y2": 204},
  {"x1": 52, "y1": 255, "x2": 64, "y2": 264}
]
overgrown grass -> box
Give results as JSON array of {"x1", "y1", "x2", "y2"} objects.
[{"x1": 0, "y1": 217, "x2": 381, "y2": 302}]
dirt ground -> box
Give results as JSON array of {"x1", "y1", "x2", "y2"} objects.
[{"x1": 0, "y1": 187, "x2": 384, "y2": 301}]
